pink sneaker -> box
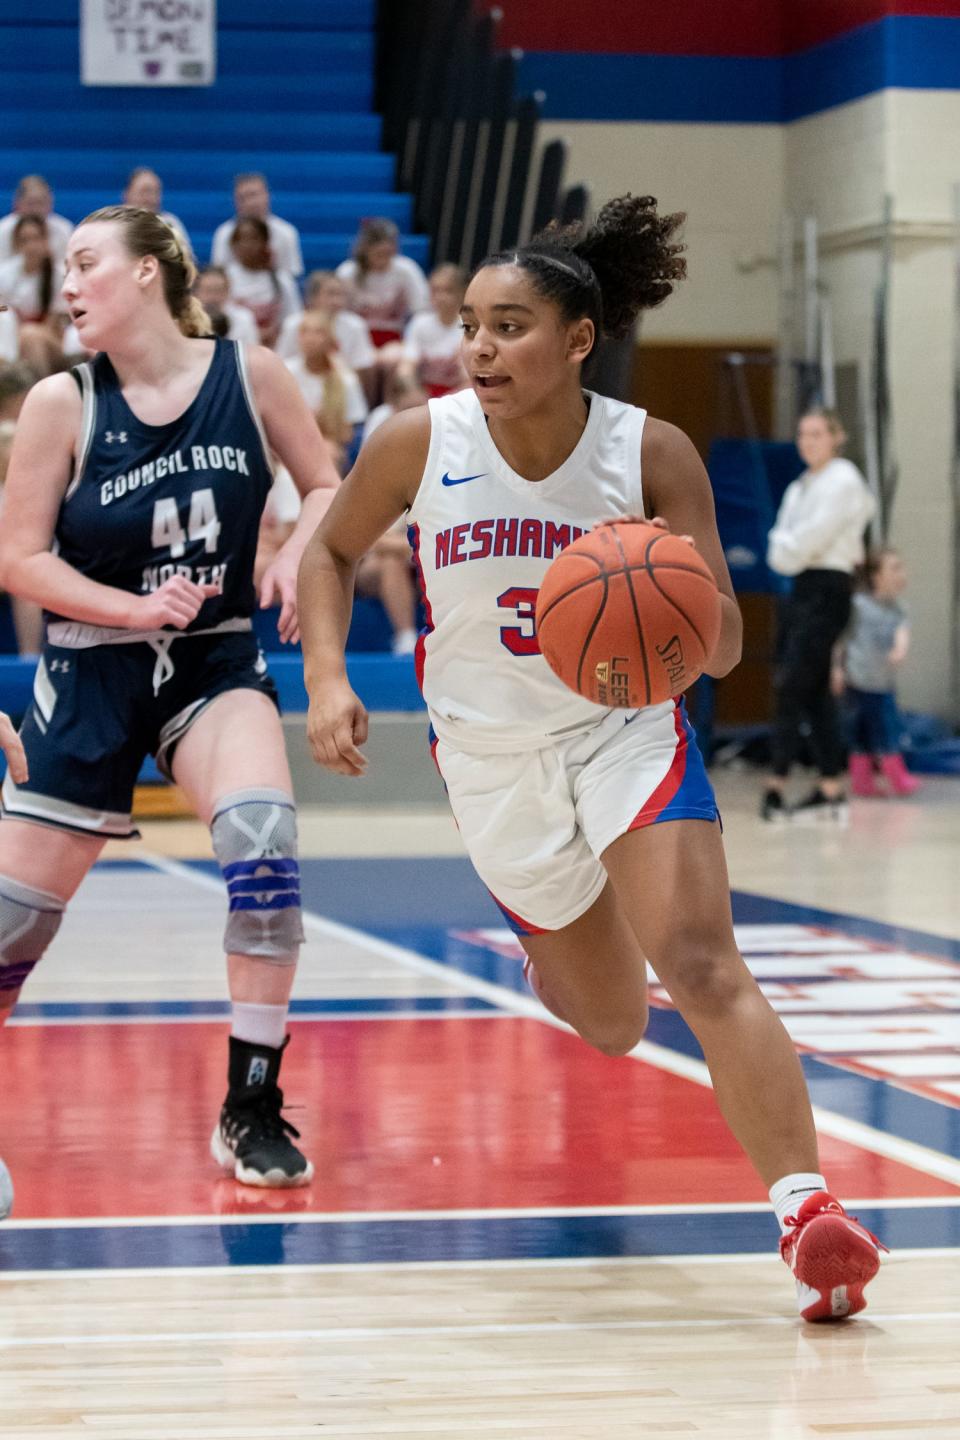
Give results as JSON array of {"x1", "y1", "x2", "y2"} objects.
[
  {"x1": 848, "y1": 752, "x2": 880, "y2": 797},
  {"x1": 780, "y1": 1191, "x2": 887, "y2": 1321},
  {"x1": 879, "y1": 753, "x2": 922, "y2": 796}
]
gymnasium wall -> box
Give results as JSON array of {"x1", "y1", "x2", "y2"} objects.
[
  {"x1": 479, "y1": 1, "x2": 960, "y2": 344},
  {"x1": 477, "y1": 0, "x2": 960, "y2": 714},
  {"x1": 535, "y1": 121, "x2": 784, "y2": 346}
]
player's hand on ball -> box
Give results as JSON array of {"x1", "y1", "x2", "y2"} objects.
[
  {"x1": 595, "y1": 514, "x2": 696, "y2": 548},
  {"x1": 307, "y1": 677, "x2": 369, "y2": 776},
  {"x1": 0, "y1": 711, "x2": 27, "y2": 784},
  {"x1": 131, "y1": 576, "x2": 222, "y2": 630}
]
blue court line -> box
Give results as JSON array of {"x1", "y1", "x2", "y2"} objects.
[
  {"x1": 11, "y1": 996, "x2": 498, "y2": 1021},
  {"x1": 0, "y1": 1203, "x2": 954, "y2": 1272}
]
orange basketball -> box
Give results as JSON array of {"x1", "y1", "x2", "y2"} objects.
[{"x1": 535, "y1": 521, "x2": 722, "y2": 708}]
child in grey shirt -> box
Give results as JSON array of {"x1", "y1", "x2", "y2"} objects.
[{"x1": 840, "y1": 548, "x2": 920, "y2": 796}]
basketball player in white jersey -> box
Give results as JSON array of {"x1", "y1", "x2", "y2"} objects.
[{"x1": 298, "y1": 195, "x2": 885, "y2": 1321}]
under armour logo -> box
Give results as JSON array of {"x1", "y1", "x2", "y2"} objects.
[
  {"x1": 48, "y1": 659, "x2": 71, "y2": 673},
  {"x1": 104, "y1": 431, "x2": 128, "y2": 444}
]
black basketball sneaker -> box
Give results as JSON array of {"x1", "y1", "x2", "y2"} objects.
[
  {"x1": 211, "y1": 1035, "x2": 314, "y2": 1187},
  {"x1": 789, "y1": 787, "x2": 849, "y2": 826}
]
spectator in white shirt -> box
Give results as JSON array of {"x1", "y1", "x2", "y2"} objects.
[
  {"x1": 0, "y1": 216, "x2": 66, "y2": 376},
  {"x1": 194, "y1": 265, "x2": 259, "y2": 345},
  {"x1": 211, "y1": 173, "x2": 303, "y2": 278},
  {"x1": 123, "y1": 168, "x2": 194, "y2": 261},
  {"x1": 277, "y1": 269, "x2": 375, "y2": 394},
  {"x1": 761, "y1": 407, "x2": 876, "y2": 823},
  {"x1": 225, "y1": 217, "x2": 302, "y2": 350},
  {"x1": 285, "y1": 309, "x2": 367, "y2": 470},
  {"x1": 336, "y1": 217, "x2": 429, "y2": 397},
  {"x1": 400, "y1": 262, "x2": 468, "y2": 397},
  {"x1": 0, "y1": 176, "x2": 72, "y2": 266}
]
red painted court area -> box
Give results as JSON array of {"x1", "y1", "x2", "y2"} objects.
[{"x1": 5, "y1": 1017, "x2": 956, "y2": 1220}]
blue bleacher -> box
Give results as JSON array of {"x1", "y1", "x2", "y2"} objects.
[
  {"x1": 0, "y1": 28, "x2": 375, "y2": 75},
  {"x1": 0, "y1": 73, "x2": 374, "y2": 112},
  {"x1": 0, "y1": 4, "x2": 428, "y2": 278},
  {"x1": 0, "y1": 149, "x2": 395, "y2": 195},
  {"x1": 46, "y1": 192, "x2": 413, "y2": 230},
  {"x1": 3, "y1": 115, "x2": 384, "y2": 153}
]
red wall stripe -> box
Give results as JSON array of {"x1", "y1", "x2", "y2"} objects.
[{"x1": 476, "y1": 0, "x2": 960, "y2": 57}]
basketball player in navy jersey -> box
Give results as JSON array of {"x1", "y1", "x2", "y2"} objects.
[
  {"x1": 298, "y1": 195, "x2": 886, "y2": 1320},
  {"x1": 0, "y1": 206, "x2": 341, "y2": 1190}
]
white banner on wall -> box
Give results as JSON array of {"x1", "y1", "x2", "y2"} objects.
[{"x1": 81, "y1": 0, "x2": 217, "y2": 87}]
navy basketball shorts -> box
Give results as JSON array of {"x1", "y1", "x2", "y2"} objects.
[
  {"x1": 2, "y1": 629, "x2": 278, "y2": 839},
  {"x1": 433, "y1": 699, "x2": 719, "y2": 937}
]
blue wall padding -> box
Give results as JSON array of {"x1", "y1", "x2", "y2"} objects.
[
  {"x1": 0, "y1": 652, "x2": 426, "y2": 724},
  {"x1": 708, "y1": 440, "x2": 804, "y2": 593}
]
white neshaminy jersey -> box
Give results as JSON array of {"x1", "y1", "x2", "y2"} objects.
[{"x1": 408, "y1": 387, "x2": 651, "y2": 753}]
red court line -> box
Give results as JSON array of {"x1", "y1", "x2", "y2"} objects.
[{"x1": 3, "y1": 1018, "x2": 956, "y2": 1221}]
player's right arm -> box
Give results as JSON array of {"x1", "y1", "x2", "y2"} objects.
[
  {"x1": 0, "y1": 375, "x2": 217, "y2": 630},
  {"x1": 298, "y1": 406, "x2": 429, "y2": 776}
]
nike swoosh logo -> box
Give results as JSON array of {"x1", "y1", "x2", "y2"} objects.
[{"x1": 441, "y1": 472, "x2": 486, "y2": 486}]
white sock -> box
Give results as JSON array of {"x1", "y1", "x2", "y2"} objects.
[
  {"x1": 769, "y1": 1172, "x2": 828, "y2": 1234},
  {"x1": 231, "y1": 1001, "x2": 288, "y2": 1050}
]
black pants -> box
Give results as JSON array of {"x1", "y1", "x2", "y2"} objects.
[{"x1": 770, "y1": 569, "x2": 852, "y2": 780}]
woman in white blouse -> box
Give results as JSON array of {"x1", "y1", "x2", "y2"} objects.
[{"x1": 762, "y1": 408, "x2": 876, "y2": 822}]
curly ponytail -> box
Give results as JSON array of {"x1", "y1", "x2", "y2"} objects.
[
  {"x1": 475, "y1": 194, "x2": 686, "y2": 351},
  {"x1": 80, "y1": 205, "x2": 213, "y2": 337}
]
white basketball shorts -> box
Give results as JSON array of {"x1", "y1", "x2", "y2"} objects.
[{"x1": 432, "y1": 698, "x2": 718, "y2": 936}]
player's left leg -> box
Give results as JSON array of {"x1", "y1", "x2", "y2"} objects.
[
  {"x1": 602, "y1": 819, "x2": 884, "y2": 1320},
  {"x1": 171, "y1": 688, "x2": 312, "y2": 1188}
]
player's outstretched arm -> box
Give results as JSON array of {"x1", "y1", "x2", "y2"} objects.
[
  {"x1": 298, "y1": 407, "x2": 429, "y2": 777},
  {"x1": 0, "y1": 376, "x2": 218, "y2": 631}
]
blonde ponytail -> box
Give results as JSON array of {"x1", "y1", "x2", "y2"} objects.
[{"x1": 177, "y1": 293, "x2": 213, "y2": 338}]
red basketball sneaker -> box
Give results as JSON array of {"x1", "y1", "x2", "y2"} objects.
[{"x1": 780, "y1": 1191, "x2": 887, "y2": 1321}]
